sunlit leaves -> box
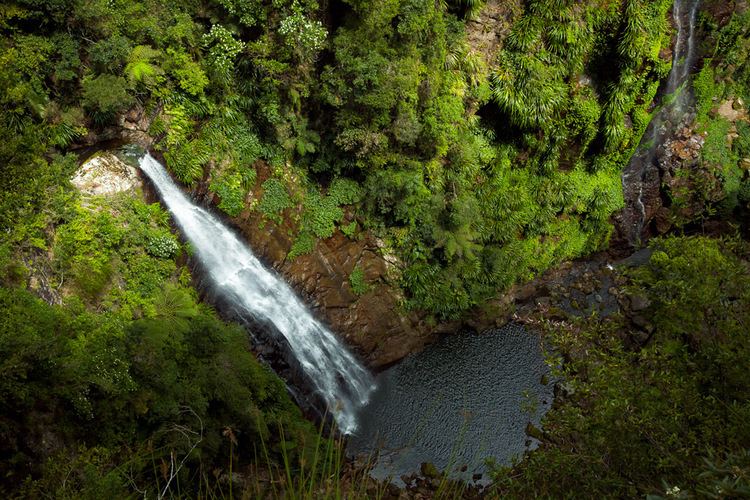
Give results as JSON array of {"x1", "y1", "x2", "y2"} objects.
[
  {"x1": 491, "y1": 51, "x2": 567, "y2": 129},
  {"x1": 202, "y1": 24, "x2": 244, "y2": 85}
]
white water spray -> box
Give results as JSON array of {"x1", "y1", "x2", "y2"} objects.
[{"x1": 139, "y1": 153, "x2": 375, "y2": 433}]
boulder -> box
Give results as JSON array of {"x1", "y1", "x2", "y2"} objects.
[{"x1": 71, "y1": 152, "x2": 141, "y2": 196}]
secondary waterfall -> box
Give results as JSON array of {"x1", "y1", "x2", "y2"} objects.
[
  {"x1": 620, "y1": 0, "x2": 700, "y2": 245},
  {"x1": 139, "y1": 153, "x2": 375, "y2": 433}
]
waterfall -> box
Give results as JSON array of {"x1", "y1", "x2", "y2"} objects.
[
  {"x1": 620, "y1": 0, "x2": 700, "y2": 245},
  {"x1": 139, "y1": 153, "x2": 375, "y2": 433}
]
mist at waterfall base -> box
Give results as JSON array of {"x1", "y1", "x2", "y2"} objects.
[
  {"x1": 621, "y1": 0, "x2": 700, "y2": 245},
  {"x1": 348, "y1": 324, "x2": 553, "y2": 485},
  {"x1": 138, "y1": 152, "x2": 375, "y2": 434}
]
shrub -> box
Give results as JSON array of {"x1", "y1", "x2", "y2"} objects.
[
  {"x1": 348, "y1": 266, "x2": 370, "y2": 296},
  {"x1": 146, "y1": 234, "x2": 179, "y2": 259},
  {"x1": 258, "y1": 178, "x2": 292, "y2": 222},
  {"x1": 287, "y1": 232, "x2": 316, "y2": 260},
  {"x1": 302, "y1": 191, "x2": 343, "y2": 239},
  {"x1": 81, "y1": 74, "x2": 133, "y2": 122},
  {"x1": 328, "y1": 177, "x2": 363, "y2": 205},
  {"x1": 210, "y1": 170, "x2": 246, "y2": 217},
  {"x1": 340, "y1": 220, "x2": 357, "y2": 238}
]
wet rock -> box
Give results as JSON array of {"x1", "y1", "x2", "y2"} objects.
[
  {"x1": 654, "y1": 207, "x2": 673, "y2": 234},
  {"x1": 227, "y1": 162, "x2": 432, "y2": 368},
  {"x1": 718, "y1": 99, "x2": 746, "y2": 122},
  {"x1": 629, "y1": 294, "x2": 651, "y2": 312},
  {"x1": 525, "y1": 422, "x2": 544, "y2": 440},
  {"x1": 420, "y1": 462, "x2": 439, "y2": 479},
  {"x1": 119, "y1": 104, "x2": 156, "y2": 147}
]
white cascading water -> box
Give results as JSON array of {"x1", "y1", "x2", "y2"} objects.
[
  {"x1": 621, "y1": 0, "x2": 700, "y2": 245},
  {"x1": 139, "y1": 153, "x2": 375, "y2": 433}
]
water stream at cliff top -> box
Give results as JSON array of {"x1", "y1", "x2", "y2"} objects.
[
  {"x1": 621, "y1": 0, "x2": 700, "y2": 245},
  {"x1": 138, "y1": 153, "x2": 375, "y2": 433}
]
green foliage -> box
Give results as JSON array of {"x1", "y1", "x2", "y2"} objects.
[
  {"x1": 348, "y1": 266, "x2": 371, "y2": 296},
  {"x1": 88, "y1": 35, "x2": 132, "y2": 72},
  {"x1": 491, "y1": 51, "x2": 567, "y2": 129},
  {"x1": 81, "y1": 74, "x2": 133, "y2": 122},
  {"x1": 2, "y1": 0, "x2": 750, "y2": 495},
  {"x1": 712, "y1": 10, "x2": 750, "y2": 102},
  {"x1": 703, "y1": 118, "x2": 737, "y2": 169},
  {"x1": 202, "y1": 24, "x2": 244, "y2": 86},
  {"x1": 124, "y1": 45, "x2": 162, "y2": 86},
  {"x1": 693, "y1": 63, "x2": 722, "y2": 124},
  {"x1": 702, "y1": 117, "x2": 742, "y2": 212},
  {"x1": 493, "y1": 236, "x2": 750, "y2": 498},
  {"x1": 287, "y1": 232, "x2": 316, "y2": 260},
  {"x1": 146, "y1": 234, "x2": 179, "y2": 259},
  {"x1": 164, "y1": 48, "x2": 208, "y2": 96},
  {"x1": 258, "y1": 178, "x2": 293, "y2": 222},
  {"x1": 210, "y1": 169, "x2": 247, "y2": 217},
  {"x1": 278, "y1": 4, "x2": 328, "y2": 63},
  {"x1": 301, "y1": 190, "x2": 344, "y2": 239},
  {"x1": 0, "y1": 178, "x2": 317, "y2": 495},
  {"x1": 328, "y1": 177, "x2": 363, "y2": 206},
  {"x1": 735, "y1": 120, "x2": 750, "y2": 155},
  {"x1": 340, "y1": 220, "x2": 358, "y2": 239}
]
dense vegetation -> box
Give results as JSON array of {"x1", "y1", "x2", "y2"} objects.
[
  {"x1": 0, "y1": 185, "x2": 318, "y2": 496},
  {"x1": 1, "y1": 0, "x2": 749, "y2": 497},
  {"x1": 492, "y1": 236, "x2": 750, "y2": 498},
  {"x1": 0, "y1": 0, "x2": 690, "y2": 320}
]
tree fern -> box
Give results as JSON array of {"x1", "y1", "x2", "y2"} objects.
[{"x1": 125, "y1": 45, "x2": 162, "y2": 85}]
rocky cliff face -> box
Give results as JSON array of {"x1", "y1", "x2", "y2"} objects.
[
  {"x1": 69, "y1": 106, "x2": 436, "y2": 369},
  {"x1": 193, "y1": 162, "x2": 435, "y2": 369},
  {"x1": 618, "y1": 97, "x2": 748, "y2": 244}
]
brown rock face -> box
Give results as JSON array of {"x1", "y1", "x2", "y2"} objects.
[
  {"x1": 464, "y1": 0, "x2": 522, "y2": 65},
  {"x1": 211, "y1": 164, "x2": 433, "y2": 369}
]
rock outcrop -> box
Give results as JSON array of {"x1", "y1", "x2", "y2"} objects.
[
  {"x1": 624, "y1": 97, "x2": 749, "y2": 242},
  {"x1": 71, "y1": 152, "x2": 142, "y2": 196},
  {"x1": 464, "y1": 0, "x2": 522, "y2": 66},
  {"x1": 191, "y1": 162, "x2": 435, "y2": 369}
]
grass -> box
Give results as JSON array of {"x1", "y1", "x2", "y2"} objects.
[{"x1": 140, "y1": 410, "x2": 481, "y2": 499}]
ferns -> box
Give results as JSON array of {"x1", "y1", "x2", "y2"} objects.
[
  {"x1": 163, "y1": 140, "x2": 209, "y2": 184},
  {"x1": 505, "y1": 16, "x2": 542, "y2": 53},
  {"x1": 491, "y1": 51, "x2": 567, "y2": 129},
  {"x1": 445, "y1": 41, "x2": 486, "y2": 87},
  {"x1": 125, "y1": 45, "x2": 162, "y2": 86}
]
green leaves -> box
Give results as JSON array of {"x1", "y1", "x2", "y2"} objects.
[
  {"x1": 278, "y1": 6, "x2": 328, "y2": 63},
  {"x1": 210, "y1": 169, "x2": 248, "y2": 217},
  {"x1": 491, "y1": 51, "x2": 568, "y2": 129},
  {"x1": 164, "y1": 48, "x2": 208, "y2": 96},
  {"x1": 258, "y1": 178, "x2": 293, "y2": 222},
  {"x1": 493, "y1": 236, "x2": 750, "y2": 497},
  {"x1": 202, "y1": 24, "x2": 244, "y2": 86},
  {"x1": 81, "y1": 74, "x2": 133, "y2": 121},
  {"x1": 348, "y1": 266, "x2": 371, "y2": 295}
]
